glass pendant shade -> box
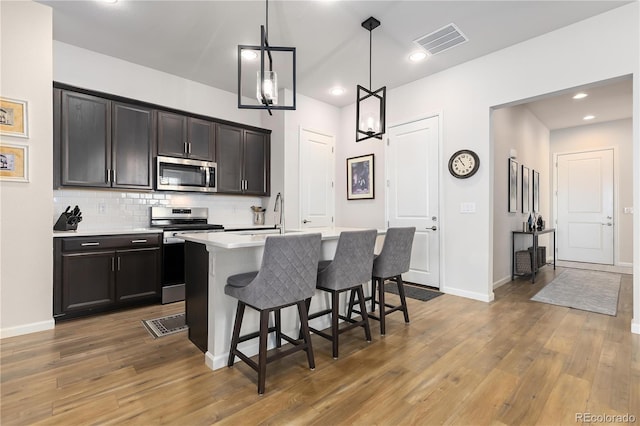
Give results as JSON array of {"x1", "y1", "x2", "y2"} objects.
[
  {"x1": 257, "y1": 70, "x2": 278, "y2": 105},
  {"x1": 356, "y1": 84, "x2": 386, "y2": 141}
]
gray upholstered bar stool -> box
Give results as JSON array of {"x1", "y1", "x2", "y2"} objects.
[
  {"x1": 225, "y1": 233, "x2": 321, "y2": 394},
  {"x1": 307, "y1": 229, "x2": 377, "y2": 359},
  {"x1": 351, "y1": 227, "x2": 416, "y2": 335}
]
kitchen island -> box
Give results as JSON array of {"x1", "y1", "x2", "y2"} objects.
[{"x1": 180, "y1": 228, "x2": 385, "y2": 371}]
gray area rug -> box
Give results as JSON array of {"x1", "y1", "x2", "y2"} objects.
[
  {"x1": 530, "y1": 269, "x2": 621, "y2": 316},
  {"x1": 142, "y1": 312, "x2": 188, "y2": 338},
  {"x1": 385, "y1": 282, "x2": 444, "y2": 302}
]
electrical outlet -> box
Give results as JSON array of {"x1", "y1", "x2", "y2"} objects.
[
  {"x1": 98, "y1": 202, "x2": 106, "y2": 214},
  {"x1": 623, "y1": 207, "x2": 634, "y2": 214},
  {"x1": 460, "y1": 202, "x2": 476, "y2": 213}
]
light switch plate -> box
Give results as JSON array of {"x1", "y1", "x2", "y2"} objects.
[{"x1": 460, "y1": 202, "x2": 476, "y2": 213}]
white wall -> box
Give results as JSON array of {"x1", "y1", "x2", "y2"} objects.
[
  {"x1": 0, "y1": 1, "x2": 54, "y2": 337},
  {"x1": 550, "y1": 118, "x2": 634, "y2": 266},
  {"x1": 337, "y1": 2, "x2": 639, "y2": 312},
  {"x1": 492, "y1": 105, "x2": 550, "y2": 287}
]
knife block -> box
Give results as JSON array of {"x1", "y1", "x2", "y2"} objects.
[{"x1": 54, "y1": 210, "x2": 81, "y2": 231}]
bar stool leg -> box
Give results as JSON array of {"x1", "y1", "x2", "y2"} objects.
[
  {"x1": 258, "y1": 310, "x2": 270, "y2": 395},
  {"x1": 228, "y1": 301, "x2": 245, "y2": 367},
  {"x1": 274, "y1": 309, "x2": 282, "y2": 348},
  {"x1": 378, "y1": 277, "x2": 386, "y2": 335},
  {"x1": 331, "y1": 291, "x2": 340, "y2": 359},
  {"x1": 356, "y1": 285, "x2": 372, "y2": 342},
  {"x1": 297, "y1": 300, "x2": 315, "y2": 369},
  {"x1": 371, "y1": 278, "x2": 377, "y2": 312},
  {"x1": 396, "y1": 275, "x2": 410, "y2": 323}
]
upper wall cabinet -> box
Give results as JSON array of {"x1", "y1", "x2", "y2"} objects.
[
  {"x1": 216, "y1": 124, "x2": 270, "y2": 196},
  {"x1": 157, "y1": 111, "x2": 215, "y2": 161},
  {"x1": 54, "y1": 89, "x2": 154, "y2": 190}
]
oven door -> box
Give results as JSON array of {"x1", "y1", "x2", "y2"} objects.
[{"x1": 156, "y1": 156, "x2": 217, "y2": 193}]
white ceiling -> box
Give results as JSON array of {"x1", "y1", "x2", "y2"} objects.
[{"x1": 39, "y1": 0, "x2": 632, "y2": 110}]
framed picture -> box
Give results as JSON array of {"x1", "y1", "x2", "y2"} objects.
[
  {"x1": 532, "y1": 170, "x2": 540, "y2": 212},
  {"x1": 521, "y1": 165, "x2": 530, "y2": 213},
  {"x1": 508, "y1": 158, "x2": 518, "y2": 212},
  {"x1": 0, "y1": 143, "x2": 29, "y2": 182},
  {"x1": 0, "y1": 97, "x2": 29, "y2": 138},
  {"x1": 347, "y1": 153, "x2": 374, "y2": 200}
]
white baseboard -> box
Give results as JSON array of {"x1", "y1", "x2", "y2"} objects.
[
  {"x1": 442, "y1": 285, "x2": 494, "y2": 302},
  {"x1": 632, "y1": 319, "x2": 640, "y2": 335},
  {"x1": 0, "y1": 319, "x2": 54, "y2": 339},
  {"x1": 493, "y1": 275, "x2": 512, "y2": 290}
]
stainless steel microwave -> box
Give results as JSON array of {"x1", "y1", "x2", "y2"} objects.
[{"x1": 156, "y1": 156, "x2": 217, "y2": 193}]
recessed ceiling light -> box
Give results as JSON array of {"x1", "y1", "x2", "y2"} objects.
[
  {"x1": 573, "y1": 93, "x2": 588, "y2": 100},
  {"x1": 330, "y1": 87, "x2": 345, "y2": 96},
  {"x1": 409, "y1": 51, "x2": 428, "y2": 62},
  {"x1": 241, "y1": 50, "x2": 258, "y2": 60},
  {"x1": 583, "y1": 115, "x2": 596, "y2": 121}
]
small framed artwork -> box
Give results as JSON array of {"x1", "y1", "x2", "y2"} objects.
[
  {"x1": 508, "y1": 158, "x2": 518, "y2": 212},
  {"x1": 0, "y1": 97, "x2": 29, "y2": 138},
  {"x1": 532, "y1": 170, "x2": 540, "y2": 212},
  {"x1": 347, "y1": 153, "x2": 374, "y2": 200},
  {"x1": 0, "y1": 143, "x2": 29, "y2": 182},
  {"x1": 521, "y1": 165, "x2": 530, "y2": 213}
]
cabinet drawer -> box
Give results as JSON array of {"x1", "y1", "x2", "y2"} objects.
[{"x1": 62, "y1": 234, "x2": 160, "y2": 252}]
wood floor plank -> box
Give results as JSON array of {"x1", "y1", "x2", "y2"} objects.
[{"x1": 1, "y1": 269, "x2": 637, "y2": 425}]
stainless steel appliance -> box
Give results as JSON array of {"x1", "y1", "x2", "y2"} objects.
[
  {"x1": 156, "y1": 156, "x2": 217, "y2": 193},
  {"x1": 150, "y1": 207, "x2": 223, "y2": 304}
]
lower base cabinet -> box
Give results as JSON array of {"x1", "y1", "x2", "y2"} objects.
[{"x1": 54, "y1": 234, "x2": 161, "y2": 321}]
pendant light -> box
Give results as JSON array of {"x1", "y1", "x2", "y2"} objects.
[
  {"x1": 356, "y1": 16, "x2": 386, "y2": 142},
  {"x1": 238, "y1": 0, "x2": 296, "y2": 115}
]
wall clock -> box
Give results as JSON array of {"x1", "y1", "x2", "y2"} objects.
[{"x1": 448, "y1": 149, "x2": 480, "y2": 179}]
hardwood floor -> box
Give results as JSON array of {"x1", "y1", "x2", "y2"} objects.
[{"x1": 1, "y1": 267, "x2": 638, "y2": 425}]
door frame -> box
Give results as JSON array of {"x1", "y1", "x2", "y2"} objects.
[
  {"x1": 384, "y1": 112, "x2": 444, "y2": 288},
  {"x1": 552, "y1": 146, "x2": 618, "y2": 266},
  {"x1": 298, "y1": 127, "x2": 335, "y2": 230}
]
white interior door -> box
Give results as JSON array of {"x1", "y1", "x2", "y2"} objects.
[
  {"x1": 299, "y1": 128, "x2": 334, "y2": 229},
  {"x1": 387, "y1": 116, "x2": 440, "y2": 287},
  {"x1": 556, "y1": 149, "x2": 614, "y2": 264}
]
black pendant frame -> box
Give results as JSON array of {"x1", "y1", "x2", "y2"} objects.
[{"x1": 356, "y1": 16, "x2": 386, "y2": 142}]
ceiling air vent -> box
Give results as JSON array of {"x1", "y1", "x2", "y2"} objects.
[{"x1": 413, "y1": 23, "x2": 468, "y2": 56}]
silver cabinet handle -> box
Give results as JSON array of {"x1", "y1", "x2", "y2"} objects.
[
  {"x1": 117, "y1": 256, "x2": 121, "y2": 271},
  {"x1": 601, "y1": 222, "x2": 613, "y2": 226},
  {"x1": 184, "y1": 142, "x2": 188, "y2": 154},
  {"x1": 427, "y1": 226, "x2": 437, "y2": 231},
  {"x1": 111, "y1": 169, "x2": 116, "y2": 184},
  {"x1": 188, "y1": 143, "x2": 192, "y2": 154},
  {"x1": 111, "y1": 257, "x2": 115, "y2": 271},
  {"x1": 131, "y1": 239, "x2": 147, "y2": 243},
  {"x1": 303, "y1": 219, "x2": 312, "y2": 224},
  {"x1": 81, "y1": 242, "x2": 100, "y2": 246}
]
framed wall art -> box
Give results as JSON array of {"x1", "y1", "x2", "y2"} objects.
[
  {"x1": 521, "y1": 165, "x2": 530, "y2": 213},
  {"x1": 347, "y1": 153, "x2": 374, "y2": 200},
  {"x1": 0, "y1": 143, "x2": 29, "y2": 182},
  {"x1": 0, "y1": 97, "x2": 29, "y2": 138},
  {"x1": 532, "y1": 169, "x2": 540, "y2": 212},
  {"x1": 508, "y1": 158, "x2": 518, "y2": 212}
]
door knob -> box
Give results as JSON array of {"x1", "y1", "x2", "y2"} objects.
[
  {"x1": 601, "y1": 222, "x2": 612, "y2": 226},
  {"x1": 303, "y1": 219, "x2": 312, "y2": 224},
  {"x1": 427, "y1": 226, "x2": 437, "y2": 231}
]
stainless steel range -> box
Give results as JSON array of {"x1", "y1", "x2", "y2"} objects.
[{"x1": 150, "y1": 207, "x2": 223, "y2": 304}]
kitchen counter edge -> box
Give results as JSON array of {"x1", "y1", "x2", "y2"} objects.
[{"x1": 53, "y1": 228, "x2": 162, "y2": 238}]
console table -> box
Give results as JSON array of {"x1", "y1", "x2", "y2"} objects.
[{"x1": 511, "y1": 228, "x2": 556, "y2": 282}]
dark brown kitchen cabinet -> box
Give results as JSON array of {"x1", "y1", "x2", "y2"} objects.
[
  {"x1": 216, "y1": 124, "x2": 270, "y2": 195},
  {"x1": 54, "y1": 234, "x2": 161, "y2": 321},
  {"x1": 157, "y1": 111, "x2": 215, "y2": 161},
  {"x1": 55, "y1": 89, "x2": 153, "y2": 190}
]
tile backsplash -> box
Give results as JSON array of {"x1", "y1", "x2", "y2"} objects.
[{"x1": 53, "y1": 189, "x2": 266, "y2": 231}]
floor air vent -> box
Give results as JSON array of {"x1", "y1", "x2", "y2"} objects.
[{"x1": 414, "y1": 23, "x2": 468, "y2": 56}]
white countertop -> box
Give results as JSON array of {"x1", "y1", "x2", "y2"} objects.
[
  {"x1": 180, "y1": 227, "x2": 385, "y2": 249},
  {"x1": 53, "y1": 228, "x2": 162, "y2": 238}
]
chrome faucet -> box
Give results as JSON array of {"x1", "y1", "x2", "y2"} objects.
[{"x1": 274, "y1": 192, "x2": 284, "y2": 234}]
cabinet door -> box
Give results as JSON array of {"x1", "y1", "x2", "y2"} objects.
[
  {"x1": 61, "y1": 91, "x2": 111, "y2": 187},
  {"x1": 116, "y1": 247, "x2": 160, "y2": 303},
  {"x1": 188, "y1": 118, "x2": 215, "y2": 161},
  {"x1": 61, "y1": 251, "x2": 115, "y2": 312},
  {"x1": 243, "y1": 130, "x2": 270, "y2": 196},
  {"x1": 215, "y1": 124, "x2": 243, "y2": 193},
  {"x1": 112, "y1": 102, "x2": 154, "y2": 189},
  {"x1": 157, "y1": 111, "x2": 187, "y2": 157}
]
